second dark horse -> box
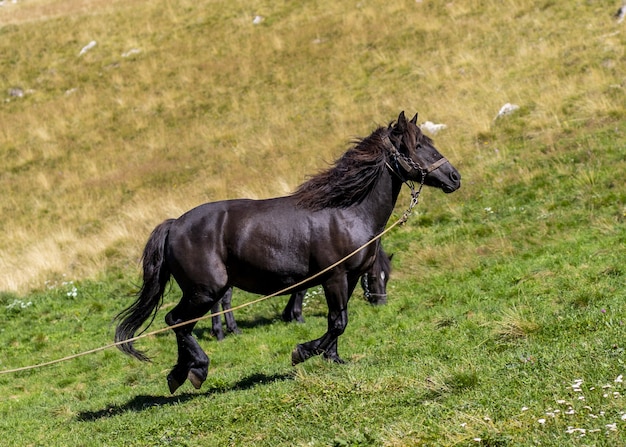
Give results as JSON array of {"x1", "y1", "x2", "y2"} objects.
[{"x1": 115, "y1": 112, "x2": 461, "y2": 393}]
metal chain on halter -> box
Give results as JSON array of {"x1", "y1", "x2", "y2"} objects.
[
  {"x1": 398, "y1": 173, "x2": 425, "y2": 225},
  {"x1": 361, "y1": 273, "x2": 387, "y2": 302},
  {"x1": 381, "y1": 134, "x2": 427, "y2": 225}
]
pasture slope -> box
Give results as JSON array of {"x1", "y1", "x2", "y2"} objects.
[{"x1": 0, "y1": 0, "x2": 625, "y2": 446}]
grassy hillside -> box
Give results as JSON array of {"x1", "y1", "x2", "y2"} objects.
[
  {"x1": 1, "y1": 0, "x2": 624, "y2": 292},
  {"x1": 0, "y1": 0, "x2": 625, "y2": 445}
]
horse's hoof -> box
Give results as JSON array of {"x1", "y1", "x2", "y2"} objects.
[
  {"x1": 187, "y1": 370, "x2": 205, "y2": 389},
  {"x1": 324, "y1": 353, "x2": 346, "y2": 364},
  {"x1": 167, "y1": 375, "x2": 182, "y2": 394},
  {"x1": 211, "y1": 330, "x2": 225, "y2": 341},
  {"x1": 291, "y1": 346, "x2": 305, "y2": 365}
]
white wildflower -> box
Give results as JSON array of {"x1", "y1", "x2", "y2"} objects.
[{"x1": 6, "y1": 299, "x2": 32, "y2": 310}]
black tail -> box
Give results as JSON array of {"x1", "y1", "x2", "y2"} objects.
[{"x1": 115, "y1": 219, "x2": 175, "y2": 361}]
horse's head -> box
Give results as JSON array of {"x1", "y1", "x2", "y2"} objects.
[
  {"x1": 360, "y1": 252, "x2": 393, "y2": 306},
  {"x1": 387, "y1": 111, "x2": 461, "y2": 193}
]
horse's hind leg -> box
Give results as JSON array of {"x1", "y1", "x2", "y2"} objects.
[
  {"x1": 210, "y1": 300, "x2": 225, "y2": 341},
  {"x1": 165, "y1": 287, "x2": 218, "y2": 394},
  {"x1": 211, "y1": 287, "x2": 241, "y2": 341},
  {"x1": 282, "y1": 289, "x2": 306, "y2": 323},
  {"x1": 221, "y1": 288, "x2": 241, "y2": 335},
  {"x1": 211, "y1": 288, "x2": 240, "y2": 340}
]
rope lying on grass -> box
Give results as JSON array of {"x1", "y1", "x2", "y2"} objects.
[{"x1": 0, "y1": 182, "x2": 423, "y2": 375}]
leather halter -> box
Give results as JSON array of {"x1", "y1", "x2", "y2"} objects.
[
  {"x1": 381, "y1": 133, "x2": 449, "y2": 177},
  {"x1": 361, "y1": 272, "x2": 387, "y2": 302}
]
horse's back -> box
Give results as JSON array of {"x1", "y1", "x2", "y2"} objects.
[
  {"x1": 164, "y1": 195, "x2": 379, "y2": 295},
  {"x1": 165, "y1": 197, "x2": 316, "y2": 294}
]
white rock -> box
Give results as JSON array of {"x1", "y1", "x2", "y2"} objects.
[
  {"x1": 496, "y1": 103, "x2": 520, "y2": 118},
  {"x1": 122, "y1": 48, "x2": 141, "y2": 58},
  {"x1": 616, "y1": 5, "x2": 626, "y2": 23},
  {"x1": 421, "y1": 121, "x2": 447, "y2": 134},
  {"x1": 79, "y1": 40, "x2": 97, "y2": 56}
]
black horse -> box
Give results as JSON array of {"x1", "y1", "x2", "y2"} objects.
[
  {"x1": 209, "y1": 246, "x2": 393, "y2": 340},
  {"x1": 115, "y1": 112, "x2": 461, "y2": 393}
]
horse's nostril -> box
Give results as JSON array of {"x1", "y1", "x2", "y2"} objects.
[{"x1": 450, "y1": 171, "x2": 460, "y2": 182}]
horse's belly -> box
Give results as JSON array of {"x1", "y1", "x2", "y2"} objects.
[{"x1": 228, "y1": 263, "x2": 311, "y2": 296}]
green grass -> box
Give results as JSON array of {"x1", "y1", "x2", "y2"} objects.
[
  {"x1": 1, "y1": 0, "x2": 625, "y2": 445},
  {"x1": 1, "y1": 123, "x2": 624, "y2": 446}
]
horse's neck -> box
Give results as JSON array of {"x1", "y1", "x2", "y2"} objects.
[{"x1": 358, "y1": 169, "x2": 403, "y2": 233}]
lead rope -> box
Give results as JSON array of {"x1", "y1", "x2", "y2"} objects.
[{"x1": 0, "y1": 163, "x2": 425, "y2": 375}]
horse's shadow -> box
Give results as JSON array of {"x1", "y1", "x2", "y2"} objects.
[{"x1": 76, "y1": 371, "x2": 294, "y2": 422}]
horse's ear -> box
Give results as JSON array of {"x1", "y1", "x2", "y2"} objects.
[
  {"x1": 409, "y1": 113, "x2": 418, "y2": 125},
  {"x1": 395, "y1": 111, "x2": 407, "y2": 133},
  {"x1": 397, "y1": 111, "x2": 407, "y2": 125},
  {"x1": 388, "y1": 253, "x2": 394, "y2": 262}
]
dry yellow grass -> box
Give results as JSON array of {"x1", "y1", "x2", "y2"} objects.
[{"x1": 1, "y1": 0, "x2": 624, "y2": 292}]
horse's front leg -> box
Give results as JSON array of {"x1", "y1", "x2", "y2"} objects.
[{"x1": 291, "y1": 276, "x2": 356, "y2": 365}]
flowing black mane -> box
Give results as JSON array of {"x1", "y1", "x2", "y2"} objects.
[{"x1": 293, "y1": 127, "x2": 390, "y2": 210}]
